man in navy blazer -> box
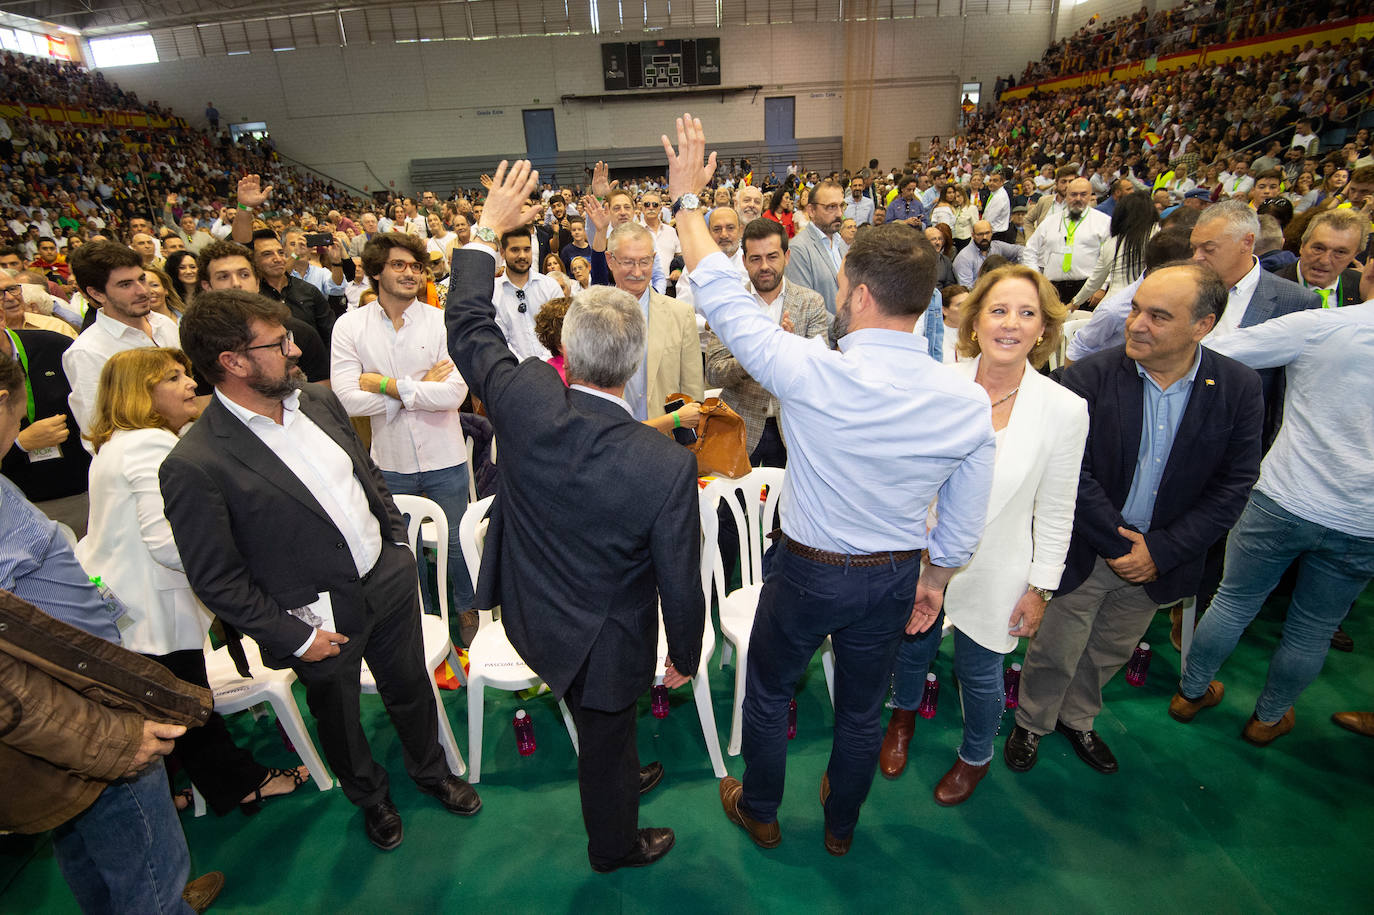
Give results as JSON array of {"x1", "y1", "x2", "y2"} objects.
[
  {"x1": 1007, "y1": 263, "x2": 1263, "y2": 775},
  {"x1": 445, "y1": 161, "x2": 704, "y2": 874}
]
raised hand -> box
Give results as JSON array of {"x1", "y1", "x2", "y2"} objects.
[
  {"x1": 661, "y1": 112, "x2": 717, "y2": 203},
  {"x1": 236, "y1": 174, "x2": 272, "y2": 208},
  {"x1": 590, "y1": 161, "x2": 615, "y2": 198},
  {"x1": 479, "y1": 174, "x2": 493, "y2": 189},
  {"x1": 478, "y1": 160, "x2": 541, "y2": 237},
  {"x1": 580, "y1": 194, "x2": 610, "y2": 233}
]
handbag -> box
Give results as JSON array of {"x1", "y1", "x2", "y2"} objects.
[{"x1": 666, "y1": 392, "x2": 752, "y2": 479}]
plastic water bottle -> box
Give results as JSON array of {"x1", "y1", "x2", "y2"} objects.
[
  {"x1": 1004, "y1": 663, "x2": 1022, "y2": 709},
  {"x1": 513, "y1": 709, "x2": 536, "y2": 756},
  {"x1": 651, "y1": 684, "x2": 670, "y2": 719},
  {"x1": 1125, "y1": 642, "x2": 1152, "y2": 687},
  {"x1": 917, "y1": 673, "x2": 940, "y2": 719},
  {"x1": 787, "y1": 698, "x2": 798, "y2": 739}
]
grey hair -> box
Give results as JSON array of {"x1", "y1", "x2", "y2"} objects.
[
  {"x1": 605, "y1": 222, "x2": 653, "y2": 258},
  {"x1": 1196, "y1": 199, "x2": 1260, "y2": 242},
  {"x1": 1255, "y1": 214, "x2": 1284, "y2": 255},
  {"x1": 1302, "y1": 208, "x2": 1370, "y2": 250},
  {"x1": 562, "y1": 285, "x2": 645, "y2": 388}
]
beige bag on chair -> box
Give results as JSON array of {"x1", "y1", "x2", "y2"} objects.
[{"x1": 667, "y1": 392, "x2": 752, "y2": 479}]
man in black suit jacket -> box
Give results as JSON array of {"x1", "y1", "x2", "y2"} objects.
[
  {"x1": 0, "y1": 326, "x2": 90, "y2": 534},
  {"x1": 1274, "y1": 207, "x2": 1367, "y2": 309},
  {"x1": 1008, "y1": 264, "x2": 1263, "y2": 775},
  {"x1": 445, "y1": 161, "x2": 704, "y2": 873},
  {"x1": 160, "y1": 289, "x2": 479, "y2": 851}
]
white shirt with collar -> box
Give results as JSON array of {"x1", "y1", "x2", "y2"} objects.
[
  {"x1": 679, "y1": 247, "x2": 746, "y2": 350},
  {"x1": 214, "y1": 386, "x2": 383, "y2": 656},
  {"x1": 570, "y1": 384, "x2": 634, "y2": 416},
  {"x1": 494, "y1": 270, "x2": 563, "y2": 362},
  {"x1": 64, "y1": 309, "x2": 180, "y2": 451},
  {"x1": 1207, "y1": 257, "x2": 1264, "y2": 340},
  {"x1": 329, "y1": 298, "x2": 469, "y2": 474},
  {"x1": 646, "y1": 220, "x2": 681, "y2": 278}
]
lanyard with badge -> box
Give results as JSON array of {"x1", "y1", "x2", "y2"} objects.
[
  {"x1": 5, "y1": 329, "x2": 60, "y2": 462},
  {"x1": 1061, "y1": 216, "x2": 1084, "y2": 273}
]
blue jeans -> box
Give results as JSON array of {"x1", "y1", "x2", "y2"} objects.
[
  {"x1": 1181, "y1": 491, "x2": 1374, "y2": 722},
  {"x1": 52, "y1": 760, "x2": 193, "y2": 914},
  {"x1": 740, "y1": 542, "x2": 918, "y2": 839},
  {"x1": 892, "y1": 613, "x2": 1006, "y2": 766},
  {"x1": 381, "y1": 465, "x2": 474, "y2": 617}
]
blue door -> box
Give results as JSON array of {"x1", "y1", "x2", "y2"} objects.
[
  {"x1": 523, "y1": 109, "x2": 558, "y2": 185},
  {"x1": 764, "y1": 97, "x2": 797, "y2": 182}
]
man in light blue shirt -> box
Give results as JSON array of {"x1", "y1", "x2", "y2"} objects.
[
  {"x1": 844, "y1": 177, "x2": 875, "y2": 226},
  {"x1": 665, "y1": 115, "x2": 995, "y2": 855},
  {"x1": 952, "y1": 221, "x2": 1025, "y2": 287},
  {"x1": 1173, "y1": 301, "x2": 1374, "y2": 743}
]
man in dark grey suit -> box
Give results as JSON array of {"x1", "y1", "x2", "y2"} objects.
[
  {"x1": 446, "y1": 161, "x2": 704, "y2": 873},
  {"x1": 160, "y1": 290, "x2": 479, "y2": 852}
]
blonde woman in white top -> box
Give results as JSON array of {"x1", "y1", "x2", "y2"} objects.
[
  {"x1": 78, "y1": 347, "x2": 308, "y2": 816},
  {"x1": 951, "y1": 186, "x2": 981, "y2": 249}
]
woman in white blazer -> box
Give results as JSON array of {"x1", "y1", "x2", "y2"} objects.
[
  {"x1": 879, "y1": 266, "x2": 1089, "y2": 805},
  {"x1": 77, "y1": 347, "x2": 307, "y2": 816}
]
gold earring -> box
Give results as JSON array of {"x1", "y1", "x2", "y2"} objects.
[
  {"x1": 971, "y1": 330, "x2": 978, "y2": 343},
  {"x1": 1036, "y1": 336, "x2": 1044, "y2": 345}
]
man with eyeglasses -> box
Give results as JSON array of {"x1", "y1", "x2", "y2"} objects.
[
  {"x1": 161, "y1": 287, "x2": 481, "y2": 853},
  {"x1": 330, "y1": 231, "x2": 474, "y2": 628},
  {"x1": 494, "y1": 230, "x2": 564, "y2": 361},
  {"x1": 640, "y1": 192, "x2": 680, "y2": 285},
  {"x1": 784, "y1": 179, "x2": 849, "y2": 315}
]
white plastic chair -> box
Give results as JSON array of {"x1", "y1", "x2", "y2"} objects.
[
  {"x1": 360, "y1": 494, "x2": 466, "y2": 777},
  {"x1": 656, "y1": 553, "x2": 728, "y2": 778},
  {"x1": 198, "y1": 632, "x2": 334, "y2": 816},
  {"x1": 1054, "y1": 313, "x2": 1094, "y2": 369},
  {"x1": 457, "y1": 495, "x2": 579, "y2": 784},
  {"x1": 700, "y1": 468, "x2": 835, "y2": 756}
]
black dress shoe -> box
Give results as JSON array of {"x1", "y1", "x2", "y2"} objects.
[
  {"x1": 363, "y1": 797, "x2": 403, "y2": 851},
  {"x1": 590, "y1": 827, "x2": 676, "y2": 873},
  {"x1": 639, "y1": 761, "x2": 664, "y2": 795},
  {"x1": 420, "y1": 774, "x2": 482, "y2": 816},
  {"x1": 1331, "y1": 626, "x2": 1354, "y2": 652},
  {"x1": 1003, "y1": 725, "x2": 1041, "y2": 772},
  {"x1": 1055, "y1": 721, "x2": 1119, "y2": 773}
]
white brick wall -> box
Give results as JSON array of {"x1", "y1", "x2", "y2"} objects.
[{"x1": 101, "y1": 16, "x2": 1052, "y2": 193}]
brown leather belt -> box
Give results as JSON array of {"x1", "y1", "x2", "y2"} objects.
[{"x1": 781, "y1": 535, "x2": 920, "y2": 568}]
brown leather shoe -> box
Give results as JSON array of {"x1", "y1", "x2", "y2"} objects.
[
  {"x1": 818, "y1": 773, "x2": 851, "y2": 856},
  {"x1": 1241, "y1": 708, "x2": 1295, "y2": 746},
  {"x1": 182, "y1": 872, "x2": 225, "y2": 914},
  {"x1": 719, "y1": 776, "x2": 780, "y2": 849},
  {"x1": 878, "y1": 708, "x2": 916, "y2": 779},
  {"x1": 1168, "y1": 680, "x2": 1225, "y2": 723},
  {"x1": 1331, "y1": 711, "x2": 1374, "y2": 737},
  {"x1": 932, "y1": 757, "x2": 990, "y2": 807},
  {"x1": 1168, "y1": 604, "x2": 1184, "y2": 652}
]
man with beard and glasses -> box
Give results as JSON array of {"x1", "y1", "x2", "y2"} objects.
[
  {"x1": 494, "y1": 229, "x2": 564, "y2": 361},
  {"x1": 665, "y1": 113, "x2": 994, "y2": 856},
  {"x1": 1026, "y1": 178, "x2": 1113, "y2": 304},
  {"x1": 160, "y1": 288, "x2": 480, "y2": 853},
  {"x1": 953, "y1": 220, "x2": 1026, "y2": 287},
  {"x1": 784, "y1": 180, "x2": 849, "y2": 315}
]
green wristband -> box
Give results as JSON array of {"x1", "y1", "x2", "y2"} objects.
[
  {"x1": 379, "y1": 377, "x2": 388, "y2": 395},
  {"x1": 673, "y1": 411, "x2": 681, "y2": 429}
]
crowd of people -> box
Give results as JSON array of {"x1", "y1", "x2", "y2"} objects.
[{"x1": 2, "y1": 7, "x2": 1373, "y2": 912}]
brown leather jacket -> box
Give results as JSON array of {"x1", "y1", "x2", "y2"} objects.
[{"x1": 0, "y1": 589, "x2": 211, "y2": 834}]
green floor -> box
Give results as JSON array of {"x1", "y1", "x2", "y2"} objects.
[{"x1": 4, "y1": 585, "x2": 1371, "y2": 914}]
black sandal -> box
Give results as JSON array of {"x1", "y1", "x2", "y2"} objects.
[{"x1": 240, "y1": 767, "x2": 310, "y2": 815}]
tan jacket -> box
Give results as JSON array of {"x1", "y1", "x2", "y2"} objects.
[
  {"x1": 704, "y1": 281, "x2": 831, "y2": 453},
  {"x1": 646, "y1": 290, "x2": 704, "y2": 416},
  {"x1": 0, "y1": 589, "x2": 211, "y2": 833}
]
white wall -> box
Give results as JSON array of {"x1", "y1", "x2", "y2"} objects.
[{"x1": 99, "y1": 16, "x2": 1052, "y2": 193}]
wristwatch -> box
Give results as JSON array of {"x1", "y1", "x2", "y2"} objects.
[
  {"x1": 1029, "y1": 586, "x2": 1054, "y2": 602},
  {"x1": 472, "y1": 225, "x2": 497, "y2": 244},
  {"x1": 671, "y1": 193, "x2": 701, "y2": 216}
]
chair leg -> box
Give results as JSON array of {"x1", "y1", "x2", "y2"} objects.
[
  {"x1": 267, "y1": 686, "x2": 333, "y2": 791},
  {"x1": 721, "y1": 640, "x2": 733, "y2": 670},
  {"x1": 430, "y1": 676, "x2": 466, "y2": 777},
  {"x1": 467, "y1": 675, "x2": 484, "y2": 784},
  {"x1": 449, "y1": 645, "x2": 467, "y2": 687},
  {"x1": 1180, "y1": 596, "x2": 1198, "y2": 677},
  {"x1": 191, "y1": 785, "x2": 206, "y2": 818},
  {"x1": 728, "y1": 643, "x2": 748, "y2": 757},
  {"x1": 820, "y1": 638, "x2": 836, "y2": 706},
  {"x1": 692, "y1": 669, "x2": 728, "y2": 778},
  {"x1": 557, "y1": 697, "x2": 580, "y2": 756}
]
